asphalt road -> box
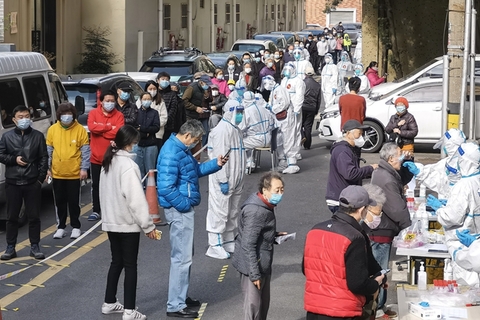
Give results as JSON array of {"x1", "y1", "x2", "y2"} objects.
[{"x1": 0, "y1": 136, "x2": 441, "y2": 320}]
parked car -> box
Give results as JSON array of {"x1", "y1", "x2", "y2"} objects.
[
  {"x1": 253, "y1": 33, "x2": 287, "y2": 50},
  {"x1": 369, "y1": 56, "x2": 480, "y2": 101},
  {"x1": 318, "y1": 79, "x2": 480, "y2": 153},
  {"x1": 268, "y1": 31, "x2": 299, "y2": 46},
  {"x1": 121, "y1": 72, "x2": 158, "y2": 90},
  {"x1": 295, "y1": 31, "x2": 314, "y2": 42},
  {"x1": 139, "y1": 47, "x2": 217, "y2": 94},
  {"x1": 341, "y1": 23, "x2": 362, "y2": 45},
  {"x1": 61, "y1": 73, "x2": 143, "y2": 131},
  {"x1": 231, "y1": 39, "x2": 278, "y2": 54},
  {"x1": 204, "y1": 51, "x2": 243, "y2": 69},
  {"x1": 301, "y1": 27, "x2": 325, "y2": 38}
]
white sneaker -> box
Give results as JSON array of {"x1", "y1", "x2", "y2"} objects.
[
  {"x1": 206, "y1": 246, "x2": 231, "y2": 259},
  {"x1": 53, "y1": 229, "x2": 66, "y2": 239},
  {"x1": 283, "y1": 165, "x2": 300, "y2": 174},
  {"x1": 223, "y1": 241, "x2": 235, "y2": 253},
  {"x1": 102, "y1": 301, "x2": 124, "y2": 314},
  {"x1": 246, "y1": 160, "x2": 256, "y2": 169},
  {"x1": 295, "y1": 153, "x2": 302, "y2": 160},
  {"x1": 123, "y1": 308, "x2": 146, "y2": 320},
  {"x1": 71, "y1": 228, "x2": 81, "y2": 239}
]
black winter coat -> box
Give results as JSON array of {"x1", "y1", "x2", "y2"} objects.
[
  {"x1": 137, "y1": 107, "x2": 160, "y2": 147},
  {"x1": 159, "y1": 86, "x2": 178, "y2": 132},
  {"x1": 303, "y1": 76, "x2": 322, "y2": 113},
  {"x1": 385, "y1": 111, "x2": 418, "y2": 146},
  {"x1": 116, "y1": 101, "x2": 138, "y2": 126},
  {"x1": 0, "y1": 127, "x2": 48, "y2": 185}
]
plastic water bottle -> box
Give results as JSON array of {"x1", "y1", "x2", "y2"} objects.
[
  {"x1": 418, "y1": 261, "x2": 427, "y2": 291},
  {"x1": 418, "y1": 203, "x2": 429, "y2": 233},
  {"x1": 419, "y1": 184, "x2": 426, "y2": 199},
  {"x1": 406, "y1": 189, "x2": 415, "y2": 214}
]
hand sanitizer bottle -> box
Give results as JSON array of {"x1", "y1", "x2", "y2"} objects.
[{"x1": 418, "y1": 261, "x2": 427, "y2": 291}]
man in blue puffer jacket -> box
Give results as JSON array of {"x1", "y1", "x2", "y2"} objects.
[{"x1": 157, "y1": 119, "x2": 228, "y2": 318}]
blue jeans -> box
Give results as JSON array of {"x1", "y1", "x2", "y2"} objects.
[
  {"x1": 164, "y1": 206, "x2": 195, "y2": 312},
  {"x1": 200, "y1": 118, "x2": 209, "y2": 146},
  {"x1": 371, "y1": 241, "x2": 391, "y2": 310},
  {"x1": 134, "y1": 145, "x2": 158, "y2": 181}
]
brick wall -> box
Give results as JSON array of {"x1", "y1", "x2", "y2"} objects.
[{"x1": 306, "y1": 0, "x2": 362, "y2": 27}]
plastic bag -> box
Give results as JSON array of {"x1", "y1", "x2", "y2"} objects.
[{"x1": 393, "y1": 219, "x2": 427, "y2": 248}]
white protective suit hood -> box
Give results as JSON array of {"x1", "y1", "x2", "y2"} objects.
[
  {"x1": 242, "y1": 91, "x2": 256, "y2": 109},
  {"x1": 447, "y1": 142, "x2": 480, "y2": 178},
  {"x1": 434, "y1": 128, "x2": 467, "y2": 157},
  {"x1": 261, "y1": 75, "x2": 277, "y2": 92},
  {"x1": 293, "y1": 48, "x2": 303, "y2": 61},
  {"x1": 223, "y1": 99, "x2": 245, "y2": 125},
  {"x1": 354, "y1": 63, "x2": 364, "y2": 76},
  {"x1": 254, "y1": 93, "x2": 267, "y2": 109},
  {"x1": 324, "y1": 53, "x2": 334, "y2": 64},
  {"x1": 282, "y1": 62, "x2": 298, "y2": 79},
  {"x1": 340, "y1": 51, "x2": 351, "y2": 63}
]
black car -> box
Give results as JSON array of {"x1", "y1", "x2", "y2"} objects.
[
  {"x1": 268, "y1": 31, "x2": 300, "y2": 46},
  {"x1": 205, "y1": 51, "x2": 243, "y2": 69},
  {"x1": 139, "y1": 47, "x2": 217, "y2": 93},
  {"x1": 252, "y1": 33, "x2": 288, "y2": 50},
  {"x1": 61, "y1": 73, "x2": 143, "y2": 130},
  {"x1": 339, "y1": 23, "x2": 362, "y2": 45}
]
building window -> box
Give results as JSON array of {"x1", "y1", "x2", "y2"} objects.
[
  {"x1": 214, "y1": 3, "x2": 217, "y2": 24},
  {"x1": 200, "y1": 0, "x2": 204, "y2": 8},
  {"x1": 283, "y1": 4, "x2": 286, "y2": 18},
  {"x1": 271, "y1": 4, "x2": 274, "y2": 20},
  {"x1": 181, "y1": 4, "x2": 188, "y2": 28},
  {"x1": 225, "y1": 3, "x2": 231, "y2": 24},
  {"x1": 164, "y1": 4, "x2": 171, "y2": 30},
  {"x1": 236, "y1": 4, "x2": 240, "y2": 23},
  {"x1": 277, "y1": 4, "x2": 281, "y2": 19}
]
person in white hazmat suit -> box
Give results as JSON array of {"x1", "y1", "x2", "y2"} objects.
[
  {"x1": 206, "y1": 100, "x2": 246, "y2": 259},
  {"x1": 435, "y1": 142, "x2": 480, "y2": 286},
  {"x1": 321, "y1": 53, "x2": 339, "y2": 109},
  {"x1": 337, "y1": 51, "x2": 354, "y2": 94},
  {"x1": 238, "y1": 91, "x2": 275, "y2": 169},
  {"x1": 292, "y1": 48, "x2": 313, "y2": 81},
  {"x1": 345, "y1": 63, "x2": 370, "y2": 96},
  {"x1": 353, "y1": 33, "x2": 362, "y2": 64},
  {"x1": 403, "y1": 128, "x2": 466, "y2": 200},
  {"x1": 264, "y1": 75, "x2": 299, "y2": 173},
  {"x1": 228, "y1": 78, "x2": 246, "y2": 102},
  {"x1": 281, "y1": 62, "x2": 306, "y2": 166}
]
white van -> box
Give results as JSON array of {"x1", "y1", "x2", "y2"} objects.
[{"x1": 0, "y1": 52, "x2": 85, "y2": 223}]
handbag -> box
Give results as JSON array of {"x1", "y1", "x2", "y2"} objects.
[{"x1": 275, "y1": 110, "x2": 287, "y2": 120}]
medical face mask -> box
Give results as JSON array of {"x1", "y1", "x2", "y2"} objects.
[
  {"x1": 274, "y1": 54, "x2": 280, "y2": 59},
  {"x1": 365, "y1": 211, "x2": 382, "y2": 229},
  {"x1": 288, "y1": 50, "x2": 293, "y2": 54},
  {"x1": 235, "y1": 112, "x2": 244, "y2": 125},
  {"x1": 148, "y1": 90, "x2": 157, "y2": 98},
  {"x1": 236, "y1": 88, "x2": 245, "y2": 97},
  {"x1": 187, "y1": 141, "x2": 198, "y2": 150},
  {"x1": 254, "y1": 57, "x2": 260, "y2": 63},
  {"x1": 284, "y1": 72, "x2": 291, "y2": 79},
  {"x1": 268, "y1": 193, "x2": 283, "y2": 205},
  {"x1": 142, "y1": 100, "x2": 152, "y2": 108},
  {"x1": 202, "y1": 84, "x2": 209, "y2": 90},
  {"x1": 228, "y1": 85, "x2": 235, "y2": 91},
  {"x1": 216, "y1": 75, "x2": 224, "y2": 80},
  {"x1": 300, "y1": 43, "x2": 304, "y2": 48},
  {"x1": 267, "y1": 62, "x2": 274, "y2": 68},
  {"x1": 39, "y1": 101, "x2": 46, "y2": 108},
  {"x1": 243, "y1": 59, "x2": 250, "y2": 64},
  {"x1": 228, "y1": 64, "x2": 235, "y2": 71},
  {"x1": 16, "y1": 118, "x2": 31, "y2": 130},
  {"x1": 264, "y1": 54, "x2": 270, "y2": 59},
  {"x1": 372, "y1": 66, "x2": 379, "y2": 71},
  {"x1": 159, "y1": 80, "x2": 170, "y2": 89},
  {"x1": 103, "y1": 101, "x2": 116, "y2": 112},
  {"x1": 354, "y1": 135, "x2": 365, "y2": 148},
  {"x1": 325, "y1": 57, "x2": 332, "y2": 64},
  {"x1": 294, "y1": 54, "x2": 301, "y2": 61},
  {"x1": 60, "y1": 114, "x2": 73, "y2": 126},
  {"x1": 245, "y1": 68, "x2": 252, "y2": 74},
  {"x1": 396, "y1": 105, "x2": 406, "y2": 114},
  {"x1": 119, "y1": 91, "x2": 130, "y2": 101},
  {"x1": 355, "y1": 69, "x2": 361, "y2": 76},
  {"x1": 212, "y1": 90, "x2": 219, "y2": 97},
  {"x1": 342, "y1": 56, "x2": 346, "y2": 61}
]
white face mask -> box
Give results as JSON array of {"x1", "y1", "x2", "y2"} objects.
[
  {"x1": 228, "y1": 85, "x2": 235, "y2": 91},
  {"x1": 354, "y1": 135, "x2": 365, "y2": 147},
  {"x1": 212, "y1": 90, "x2": 219, "y2": 96},
  {"x1": 148, "y1": 90, "x2": 157, "y2": 98},
  {"x1": 364, "y1": 210, "x2": 382, "y2": 229},
  {"x1": 245, "y1": 68, "x2": 251, "y2": 74}
]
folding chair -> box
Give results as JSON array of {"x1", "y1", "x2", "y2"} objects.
[{"x1": 249, "y1": 127, "x2": 278, "y2": 174}]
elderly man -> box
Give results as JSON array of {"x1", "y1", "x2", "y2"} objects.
[
  {"x1": 365, "y1": 142, "x2": 412, "y2": 318},
  {"x1": 304, "y1": 185, "x2": 386, "y2": 320},
  {"x1": 157, "y1": 120, "x2": 228, "y2": 318},
  {"x1": 326, "y1": 119, "x2": 377, "y2": 213}
]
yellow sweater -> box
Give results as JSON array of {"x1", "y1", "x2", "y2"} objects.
[{"x1": 46, "y1": 121, "x2": 90, "y2": 179}]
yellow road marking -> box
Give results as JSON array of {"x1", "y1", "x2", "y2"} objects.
[
  {"x1": 0, "y1": 231, "x2": 107, "y2": 308},
  {"x1": 217, "y1": 265, "x2": 229, "y2": 282},
  {"x1": 194, "y1": 303, "x2": 208, "y2": 320},
  {"x1": 2, "y1": 283, "x2": 44, "y2": 288},
  {"x1": 16, "y1": 203, "x2": 92, "y2": 248},
  {"x1": 1, "y1": 307, "x2": 19, "y2": 312},
  {"x1": 0, "y1": 261, "x2": 68, "y2": 268}
]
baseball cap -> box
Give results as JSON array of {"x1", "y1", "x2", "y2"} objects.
[
  {"x1": 342, "y1": 119, "x2": 369, "y2": 132},
  {"x1": 194, "y1": 72, "x2": 205, "y2": 80},
  {"x1": 227, "y1": 79, "x2": 236, "y2": 85},
  {"x1": 339, "y1": 185, "x2": 377, "y2": 209},
  {"x1": 117, "y1": 81, "x2": 133, "y2": 92},
  {"x1": 305, "y1": 66, "x2": 315, "y2": 75}
]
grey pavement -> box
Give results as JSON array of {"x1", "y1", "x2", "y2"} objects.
[{"x1": 0, "y1": 136, "x2": 440, "y2": 320}]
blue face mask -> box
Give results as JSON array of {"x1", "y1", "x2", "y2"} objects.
[
  {"x1": 16, "y1": 118, "x2": 31, "y2": 130},
  {"x1": 268, "y1": 193, "x2": 283, "y2": 205},
  {"x1": 243, "y1": 59, "x2": 251, "y2": 64},
  {"x1": 355, "y1": 69, "x2": 361, "y2": 76},
  {"x1": 284, "y1": 72, "x2": 291, "y2": 79},
  {"x1": 236, "y1": 89, "x2": 245, "y2": 97},
  {"x1": 202, "y1": 84, "x2": 209, "y2": 91},
  {"x1": 235, "y1": 113, "x2": 244, "y2": 125},
  {"x1": 39, "y1": 102, "x2": 46, "y2": 108},
  {"x1": 396, "y1": 106, "x2": 406, "y2": 114},
  {"x1": 294, "y1": 54, "x2": 301, "y2": 61},
  {"x1": 60, "y1": 114, "x2": 73, "y2": 125},
  {"x1": 254, "y1": 57, "x2": 260, "y2": 63},
  {"x1": 188, "y1": 141, "x2": 198, "y2": 150},
  {"x1": 159, "y1": 80, "x2": 170, "y2": 89},
  {"x1": 142, "y1": 100, "x2": 152, "y2": 108},
  {"x1": 119, "y1": 91, "x2": 130, "y2": 101},
  {"x1": 129, "y1": 144, "x2": 138, "y2": 153}
]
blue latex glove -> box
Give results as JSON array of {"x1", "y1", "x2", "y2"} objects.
[
  {"x1": 426, "y1": 194, "x2": 444, "y2": 212},
  {"x1": 440, "y1": 199, "x2": 448, "y2": 206},
  {"x1": 402, "y1": 161, "x2": 420, "y2": 176},
  {"x1": 332, "y1": 88, "x2": 337, "y2": 94},
  {"x1": 220, "y1": 182, "x2": 229, "y2": 195},
  {"x1": 456, "y1": 229, "x2": 479, "y2": 247}
]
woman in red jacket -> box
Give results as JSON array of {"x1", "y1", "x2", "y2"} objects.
[{"x1": 365, "y1": 61, "x2": 386, "y2": 87}]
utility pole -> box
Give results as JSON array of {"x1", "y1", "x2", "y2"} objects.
[{"x1": 447, "y1": 0, "x2": 466, "y2": 128}]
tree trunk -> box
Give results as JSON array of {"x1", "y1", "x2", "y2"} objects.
[{"x1": 385, "y1": 0, "x2": 403, "y2": 78}]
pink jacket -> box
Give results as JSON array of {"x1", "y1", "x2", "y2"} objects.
[
  {"x1": 211, "y1": 78, "x2": 231, "y2": 97},
  {"x1": 365, "y1": 69, "x2": 385, "y2": 87}
]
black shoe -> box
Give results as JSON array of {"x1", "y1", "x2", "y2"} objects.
[
  {"x1": 30, "y1": 244, "x2": 45, "y2": 260},
  {"x1": 166, "y1": 308, "x2": 199, "y2": 318},
  {"x1": 186, "y1": 297, "x2": 201, "y2": 307},
  {"x1": 1, "y1": 245, "x2": 17, "y2": 260}
]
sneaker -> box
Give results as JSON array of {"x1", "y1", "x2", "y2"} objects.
[
  {"x1": 1, "y1": 245, "x2": 17, "y2": 260},
  {"x1": 30, "y1": 244, "x2": 45, "y2": 260},
  {"x1": 384, "y1": 309, "x2": 397, "y2": 318},
  {"x1": 53, "y1": 229, "x2": 66, "y2": 239},
  {"x1": 205, "y1": 246, "x2": 230, "y2": 259},
  {"x1": 301, "y1": 137, "x2": 307, "y2": 146},
  {"x1": 88, "y1": 212, "x2": 100, "y2": 221},
  {"x1": 70, "y1": 228, "x2": 81, "y2": 239},
  {"x1": 123, "y1": 308, "x2": 146, "y2": 320},
  {"x1": 282, "y1": 165, "x2": 300, "y2": 174},
  {"x1": 102, "y1": 301, "x2": 124, "y2": 314}
]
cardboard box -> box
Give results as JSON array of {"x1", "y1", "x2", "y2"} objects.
[{"x1": 408, "y1": 302, "x2": 442, "y2": 319}]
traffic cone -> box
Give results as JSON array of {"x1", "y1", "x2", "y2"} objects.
[{"x1": 146, "y1": 169, "x2": 166, "y2": 226}]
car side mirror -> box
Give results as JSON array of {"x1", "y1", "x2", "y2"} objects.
[
  {"x1": 75, "y1": 96, "x2": 85, "y2": 116},
  {"x1": 386, "y1": 98, "x2": 394, "y2": 105}
]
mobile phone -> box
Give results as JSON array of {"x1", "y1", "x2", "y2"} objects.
[
  {"x1": 20, "y1": 157, "x2": 27, "y2": 163},
  {"x1": 382, "y1": 269, "x2": 391, "y2": 275},
  {"x1": 223, "y1": 148, "x2": 232, "y2": 158}
]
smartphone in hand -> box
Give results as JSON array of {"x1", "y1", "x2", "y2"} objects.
[{"x1": 223, "y1": 148, "x2": 232, "y2": 159}]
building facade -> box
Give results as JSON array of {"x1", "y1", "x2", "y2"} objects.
[
  {"x1": 305, "y1": 0, "x2": 362, "y2": 27},
  {"x1": 1, "y1": 0, "x2": 306, "y2": 73}
]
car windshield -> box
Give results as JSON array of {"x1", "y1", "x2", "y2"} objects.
[
  {"x1": 232, "y1": 44, "x2": 264, "y2": 52},
  {"x1": 64, "y1": 85, "x2": 97, "y2": 105},
  {"x1": 140, "y1": 62, "x2": 193, "y2": 76},
  {"x1": 393, "y1": 58, "x2": 440, "y2": 83}
]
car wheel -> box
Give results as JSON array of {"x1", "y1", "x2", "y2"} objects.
[{"x1": 362, "y1": 120, "x2": 384, "y2": 153}]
